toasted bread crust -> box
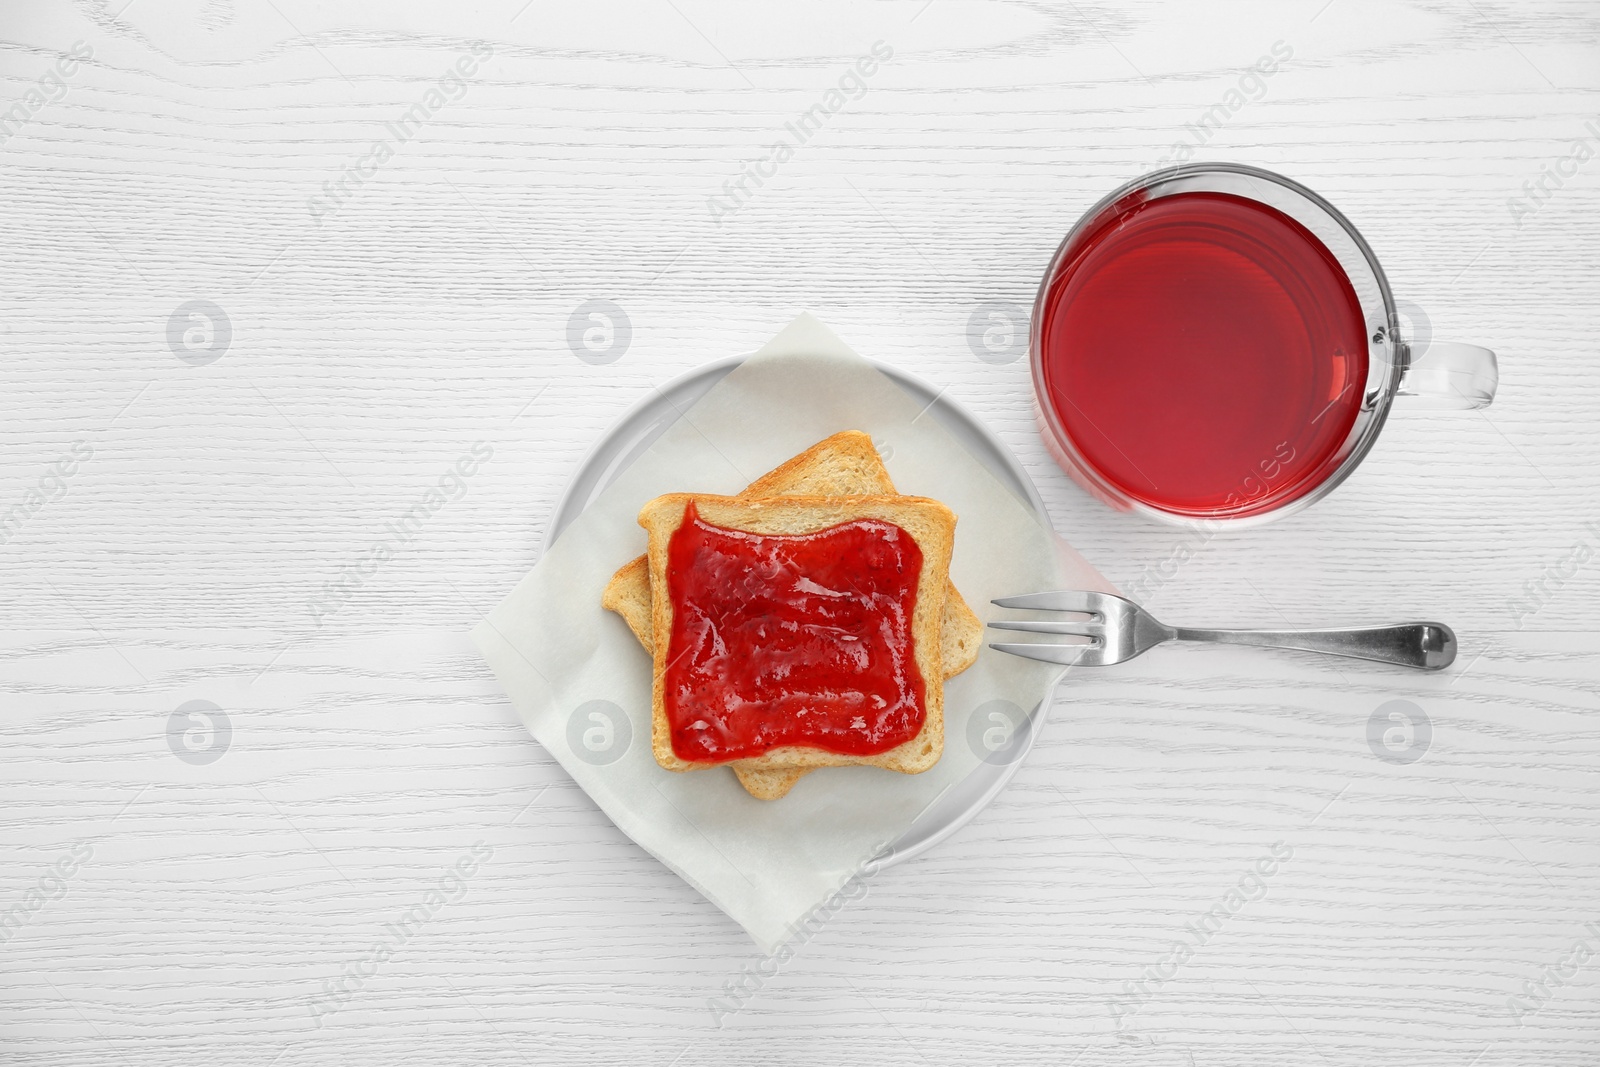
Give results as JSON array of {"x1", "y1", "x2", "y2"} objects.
[
  {"x1": 726, "y1": 764, "x2": 810, "y2": 800},
  {"x1": 641, "y1": 493, "x2": 952, "y2": 777}
]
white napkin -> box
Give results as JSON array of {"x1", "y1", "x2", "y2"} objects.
[{"x1": 471, "y1": 314, "x2": 1111, "y2": 950}]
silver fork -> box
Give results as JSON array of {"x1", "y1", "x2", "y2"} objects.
[{"x1": 988, "y1": 590, "x2": 1456, "y2": 670}]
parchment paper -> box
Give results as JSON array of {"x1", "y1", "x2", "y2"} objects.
[{"x1": 471, "y1": 314, "x2": 1112, "y2": 950}]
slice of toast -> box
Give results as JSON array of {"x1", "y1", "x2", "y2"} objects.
[
  {"x1": 639, "y1": 493, "x2": 953, "y2": 778},
  {"x1": 602, "y1": 431, "x2": 981, "y2": 798}
]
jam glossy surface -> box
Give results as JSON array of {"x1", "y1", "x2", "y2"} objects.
[{"x1": 663, "y1": 503, "x2": 926, "y2": 762}]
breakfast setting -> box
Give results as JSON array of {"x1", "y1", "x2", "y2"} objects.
[
  {"x1": 7, "y1": 4, "x2": 1597, "y2": 1064},
  {"x1": 473, "y1": 161, "x2": 1496, "y2": 948}
]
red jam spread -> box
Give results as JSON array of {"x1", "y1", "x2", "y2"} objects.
[{"x1": 663, "y1": 502, "x2": 926, "y2": 762}]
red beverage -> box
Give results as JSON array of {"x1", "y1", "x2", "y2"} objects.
[{"x1": 1038, "y1": 191, "x2": 1369, "y2": 517}]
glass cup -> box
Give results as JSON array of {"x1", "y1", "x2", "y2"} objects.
[{"x1": 1029, "y1": 162, "x2": 1498, "y2": 527}]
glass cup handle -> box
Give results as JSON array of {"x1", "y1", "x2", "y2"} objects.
[{"x1": 1396, "y1": 341, "x2": 1498, "y2": 410}]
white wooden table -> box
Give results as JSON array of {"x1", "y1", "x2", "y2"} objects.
[{"x1": 3, "y1": 2, "x2": 1598, "y2": 1063}]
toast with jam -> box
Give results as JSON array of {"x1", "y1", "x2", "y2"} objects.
[
  {"x1": 636, "y1": 492, "x2": 956, "y2": 782},
  {"x1": 602, "y1": 431, "x2": 978, "y2": 798}
]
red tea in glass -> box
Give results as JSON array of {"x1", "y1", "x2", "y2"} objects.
[{"x1": 1030, "y1": 164, "x2": 1498, "y2": 525}]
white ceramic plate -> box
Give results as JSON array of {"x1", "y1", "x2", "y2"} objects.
[{"x1": 546, "y1": 355, "x2": 1053, "y2": 867}]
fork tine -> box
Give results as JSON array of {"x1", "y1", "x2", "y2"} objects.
[
  {"x1": 991, "y1": 590, "x2": 1118, "y2": 614},
  {"x1": 987, "y1": 620, "x2": 1101, "y2": 638},
  {"x1": 988, "y1": 642, "x2": 1104, "y2": 666}
]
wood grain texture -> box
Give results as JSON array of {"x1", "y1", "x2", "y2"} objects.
[{"x1": 2, "y1": 1, "x2": 1598, "y2": 1063}]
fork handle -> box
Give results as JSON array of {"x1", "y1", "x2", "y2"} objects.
[{"x1": 1170, "y1": 623, "x2": 1457, "y2": 670}]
